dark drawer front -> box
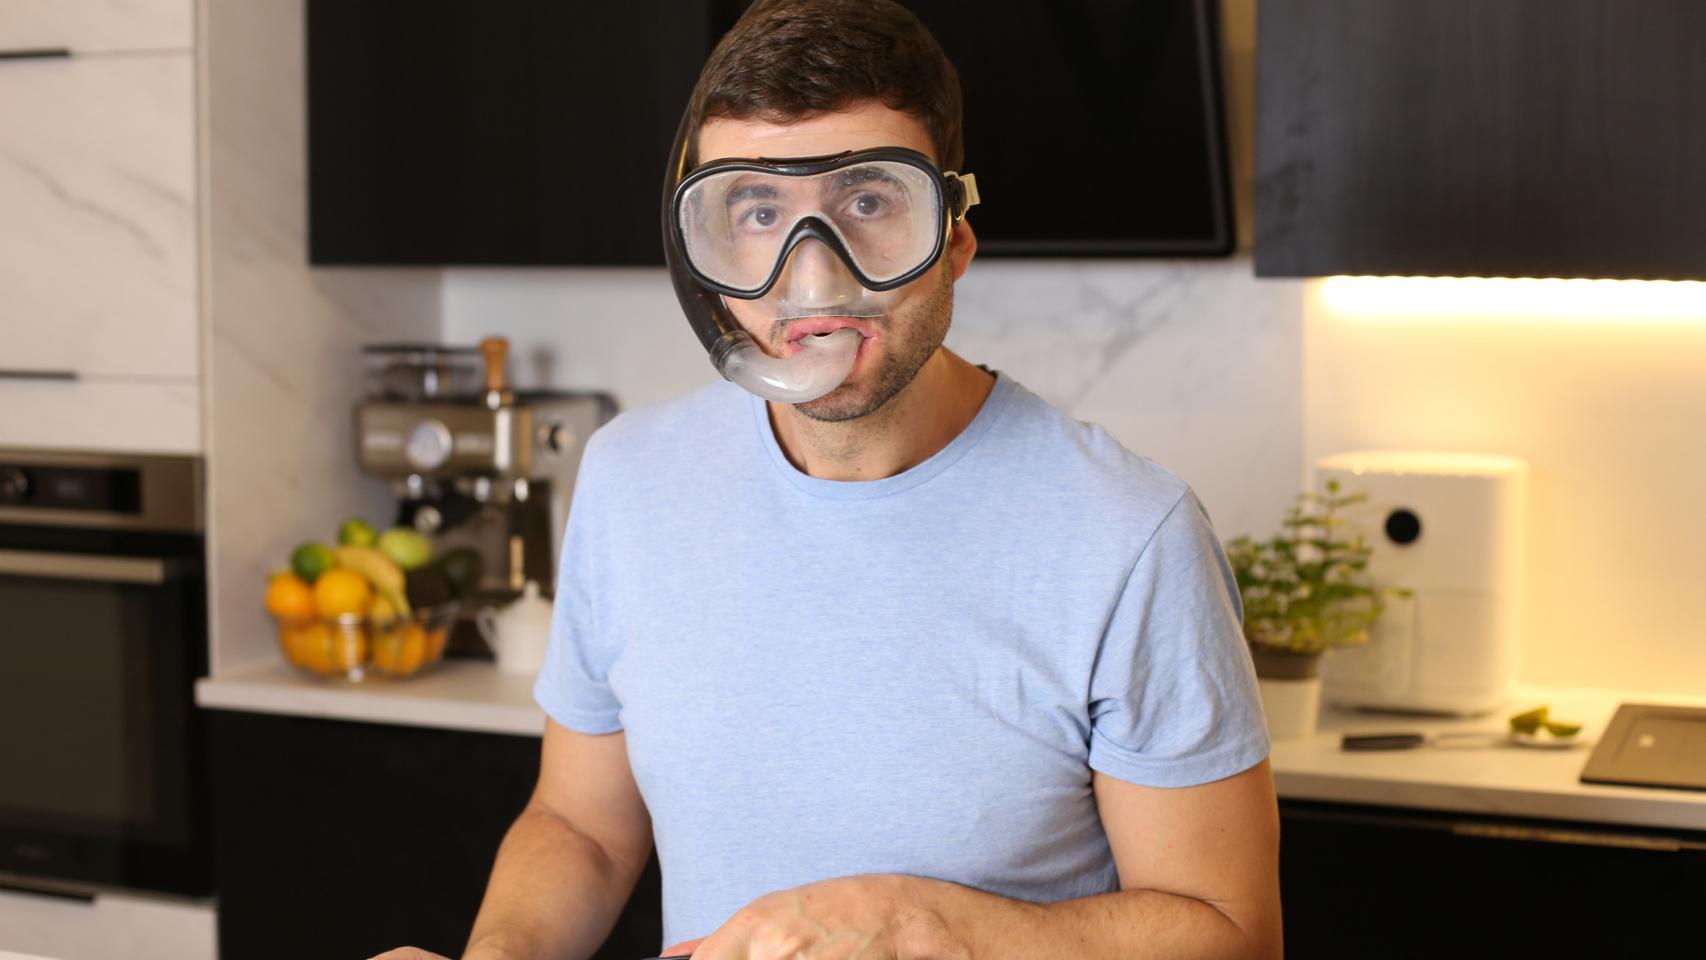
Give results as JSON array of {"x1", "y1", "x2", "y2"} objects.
[{"x1": 211, "y1": 710, "x2": 662, "y2": 959}]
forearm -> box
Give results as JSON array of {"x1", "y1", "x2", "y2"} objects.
[
  {"x1": 462, "y1": 802, "x2": 646, "y2": 960},
  {"x1": 914, "y1": 877, "x2": 1269, "y2": 960}
]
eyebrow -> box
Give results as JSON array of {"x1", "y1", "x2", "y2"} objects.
[
  {"x1": 724, "y1": 180, "x2": 780, "y2": 205},
  {"x1": 832, "y1": 165, "x2": 907, "y2": 190}
]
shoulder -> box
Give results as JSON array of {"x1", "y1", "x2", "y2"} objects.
[
  {"x1": 988, "y1": 375, "x2": 1193, "y2": 525},
  {"x1": 578, "y1": 378, "x2": 748, "y2": 478}
]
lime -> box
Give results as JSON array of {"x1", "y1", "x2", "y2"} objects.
[
  {"x1": 338, "y1": 518, "x2": 378, "y2": 547},
  {"x1": 378, "y1": 527, "x2": 433, "y2": 571},
  {"x1": 1508, "y1": 705, "x2": 1549, "y2": 735},
  {"x1": 290, "y1": 541, "x2": 337, "y2": 583},
  {"x1": 1544, "y1": 720, "x2": 1582, "y2": 738}
]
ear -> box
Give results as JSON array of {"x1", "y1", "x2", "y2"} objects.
[{"x1": 947, "y1": 217, "x2": 978, "y2": 281}]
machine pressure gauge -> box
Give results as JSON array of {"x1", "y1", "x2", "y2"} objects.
[{"x1": 404, "y1": 419, "x2": 454, "y2": 471}]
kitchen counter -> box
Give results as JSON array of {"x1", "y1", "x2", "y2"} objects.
[
  {"x1": 196, "y1": 658, "x2": 544, "y2": 736},
  {"x1": 197, "y1": 661, "x2": 1706, "y2": 832},
  {"x1": 1278, "y1": 685, "x2": 1706, "y2": 833}
]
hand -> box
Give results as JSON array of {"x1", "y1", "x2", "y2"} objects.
[
  {"x1": 682, "y1": 874, "x2": 960, "y2": 960},
  {"x1": 368, "y1": 949, "x2": 452, "y2": 960}
]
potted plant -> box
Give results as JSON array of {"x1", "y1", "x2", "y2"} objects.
[{"x1": 1226, "y1": 479, "x2": 1410, "y2": 739}]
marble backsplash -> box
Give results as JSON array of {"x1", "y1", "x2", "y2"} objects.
[{"x1": 443, "y1": 256, "x2": 1306, "y2": 541}]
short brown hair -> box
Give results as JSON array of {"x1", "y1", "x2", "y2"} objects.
[{"x1": 686, "y1": 0, "x2": 965, "y2": 170}]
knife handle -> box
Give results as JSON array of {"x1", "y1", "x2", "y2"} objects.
[{"x1": 1341, "y1": 733, "x2": 1427, "y2": 751}]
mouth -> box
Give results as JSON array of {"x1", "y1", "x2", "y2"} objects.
[{"x1": 781, "y1": 317, "x2": 879, "y2": 358}]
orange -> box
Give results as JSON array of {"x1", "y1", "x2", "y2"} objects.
[
  {"x1": 396, "y1": 624, "x2": 428, "y2": 676},
  {"x1": 371, "y1": 627, "x2": 402, "y2": 674},
  {"x1": 313, "y1": 568, "x2": 372, "y2": 618},
  {"x1": 282, "y1": 622, "x2": 333, "y2": 675},
  {"x1": 265, "y1": 574, "x2": 316, "y2": 622},
  {"x1": 277, "y1": 623, "x2": 307, "y2": 668}
]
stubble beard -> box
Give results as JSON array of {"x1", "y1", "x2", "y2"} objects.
[{"x1": 789, "y1": 268, "x2": 955, "y2": 424}]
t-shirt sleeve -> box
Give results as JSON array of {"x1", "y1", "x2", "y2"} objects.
[
  {"x1": 533, "y1": 435, "x2": 624, "y2": 734},
  {"x1": 1087, "y1": 488, "x2": 1271, "y2": 788}
]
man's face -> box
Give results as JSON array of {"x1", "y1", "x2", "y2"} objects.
[{"x1": 696, "y1": 102, "x2": 977, "y2": 422}]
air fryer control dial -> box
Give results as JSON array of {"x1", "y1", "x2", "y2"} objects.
[{"x1": 1384, "y1": 508, "x2": 1422, "y2": 545}]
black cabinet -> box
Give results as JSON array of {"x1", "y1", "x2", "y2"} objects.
[
  {"x1": 1278, "y1": 800, "x2": 1702, "y2": 957},
  {"x1": 310, "y1": 0, "x2": 1236, "y2": 266},
  {"x1": 307, "y1": 0, "x2": 723, "y2": 266},
  {"x1": 210, "y1": 711, "x2": 662, "y2": 960},
  {"x1": 1255, "y1": 0, "x2": 1706, "y2": 279}
]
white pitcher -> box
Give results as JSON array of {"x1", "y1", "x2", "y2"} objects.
[{"x1": 476, "y1": 580, "x2": 553, "y2": 675}]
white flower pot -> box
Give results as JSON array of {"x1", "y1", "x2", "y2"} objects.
[
  {"x1": 1257, "y1": 675, "x2": 1323, "y2": 740},
  {"x1": 1250, "y1": 647, "x2": 1325, "y2": 740}
]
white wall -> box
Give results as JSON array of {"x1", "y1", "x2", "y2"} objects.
[
  {"x1": 1304, "y1": 279, "x2": 1706, "y2": 697},
  {"x1": 202, "y1": 0, "x2": 441, "y2": 674}
]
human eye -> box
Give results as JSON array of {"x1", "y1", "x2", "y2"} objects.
[
  {"x1": 736, "y1": 203, "x2": 783, "y2": 232},
  {"x1": 846, "y1": 192, "x2": 888, "y2": 219}
]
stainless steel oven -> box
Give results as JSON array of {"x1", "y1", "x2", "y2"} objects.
[{"x1": 0, "y1": 449, "x2": 210, "y2": 898}]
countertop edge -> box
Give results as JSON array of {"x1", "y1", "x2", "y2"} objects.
[
  {"x1": 195, "y1": 666, "x2": 546, "y2": 738},
  {"x1": 1273, "y1": 769, "x2": 1706, "y2": 834}
]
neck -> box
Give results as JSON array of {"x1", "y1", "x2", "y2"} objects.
[{"x1": 767, "y1": 348, "x2": 996, "y2": 481}]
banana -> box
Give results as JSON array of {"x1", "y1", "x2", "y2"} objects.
[{"x1": 334, "y1": 545, "x2": 411, "y2": 617}]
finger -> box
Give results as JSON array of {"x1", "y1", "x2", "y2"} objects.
[
  {"x1": 367, "y1": 949, "x2": 449, "y2": 960},
  {"x1": 661, "y1": 938, "x2": 705, "y2": 957}
]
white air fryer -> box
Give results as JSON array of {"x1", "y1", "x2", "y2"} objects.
[{"x1": 1312, "y1": 451, "x2": 1529, "y2": 717}]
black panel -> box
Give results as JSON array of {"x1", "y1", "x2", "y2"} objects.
[
  {"x1": 311, "y1": 0, "x2": 1233, "y2": 264},
  {"x1": 1279, "y1": 800, "x2": 1702, "y2": 957},
  {"x1": 878, "y1": 0, "x2": 1234, "y2": 256},
  {"x1": 308, "y1": 0, "x2": 711, "y2": 265},
  {"x1": 1256, "y1": 0, "x2": 1706, "y2": 279},
  {"x1": 212, "y1": 712, "x2": 662, "y2": 960}
]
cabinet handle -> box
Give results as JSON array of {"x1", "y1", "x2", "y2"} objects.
[
  {"x1": 0, "y1": 48, "x2": 71, "y2": 62},
  {"x1": 0, "y1": 550, "x2": 170, "y2": 585},
  {"x1": 1451, "y1": 821, "x2": 1686, "y2": 852},
  {"x1": 0, "y1": 369, "x2": 78, "y2": 381}
]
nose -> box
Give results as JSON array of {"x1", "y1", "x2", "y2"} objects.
[{"x1": 778, "y1": 238, "x2": 861, "y2": 308}]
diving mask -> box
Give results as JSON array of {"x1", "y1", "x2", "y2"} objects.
[{"x1": 663, "y1": 130, "x2": 979, "y2": 402}]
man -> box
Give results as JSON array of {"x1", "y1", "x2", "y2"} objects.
[{"x1": 380, "y1": 1, "x2": 1279, "y2": 957}]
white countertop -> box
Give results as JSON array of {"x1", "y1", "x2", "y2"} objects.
[
  {"x1": 197, "y1": 661, "x2": 1706, "y2": 833},
  {"x1": 1276, "y1": 685, "x2": 1706, "y2": 833},
  {"x1": 196, "y1": 659, "x2": 545, "y2": 737}
]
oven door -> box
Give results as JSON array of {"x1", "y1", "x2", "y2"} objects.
[{"x1": 0, "y1": 525, "x2": 210, "y2": 897}]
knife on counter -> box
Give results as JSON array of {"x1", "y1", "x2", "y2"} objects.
[{"x1": 1341, "y1": 731, "x2": 1509, "y2": 750}]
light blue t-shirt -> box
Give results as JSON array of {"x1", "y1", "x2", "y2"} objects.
[{"x1": 534, "y1": 371, "x2": 1270, "y2": 948}]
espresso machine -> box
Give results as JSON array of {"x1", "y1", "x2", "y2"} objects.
[{"x1": 355, "y1": 337, "x2": 614, "y2": 653}]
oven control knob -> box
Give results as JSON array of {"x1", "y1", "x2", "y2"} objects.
[
  {"x1": 405, "y1": 419, "x2": 454, "y2": 472},
  {"x1": 0, "y1": 466, "x2": 28, "y2": 503}
]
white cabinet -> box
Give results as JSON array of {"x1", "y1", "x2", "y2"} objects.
[
  {"x1": 0, "y1": 54, "x2": 197, "y2": 381},
  {"x1": 0, "y1": 0, "x2": 193, "y2": 52},
  {"x1": 0, "y1": 885, "x2": 215, "y2": 960}
]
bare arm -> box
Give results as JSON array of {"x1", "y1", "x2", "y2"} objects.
[
  {"x1": 686, "y1": 758, "x2": 1282, "y2": 959},
  {"x1": 453, "y1": 719, "x2": 653, "y2": 960},
  {"x1": 941, "y1": 757, "x2": 1282, "y2": 958},
  {"x1": 462, "y1": 720, "x2": 652, "y2": 960}
]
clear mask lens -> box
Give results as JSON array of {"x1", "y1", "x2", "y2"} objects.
[
  {"x1": 678, "y1": 160, "x2": 944, "y2": 295},
  {"x1": 737, "y1": 236, "x2": 904, "y2": 323}
]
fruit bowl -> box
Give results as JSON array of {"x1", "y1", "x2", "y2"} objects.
[{"x1": 274, "y1": 601, "x2": 458, "y2": 681}]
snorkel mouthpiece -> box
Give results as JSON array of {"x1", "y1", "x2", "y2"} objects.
[{"x1": 716, "y1": 327, "x2": 862, "y2": 404}]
